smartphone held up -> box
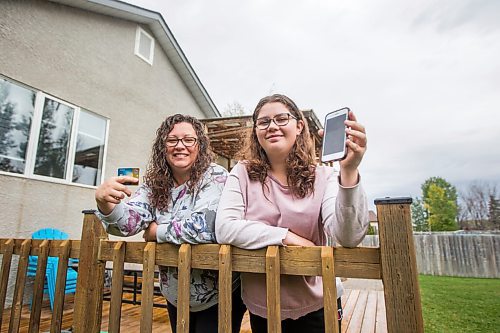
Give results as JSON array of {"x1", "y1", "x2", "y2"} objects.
[{"x1": 321, "y1": 107, "x2": 349, "y2": 163}]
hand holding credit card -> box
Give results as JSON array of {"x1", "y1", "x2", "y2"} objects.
[{"x1": 117, "y1": 167, "x2": 140, "y2": 185}]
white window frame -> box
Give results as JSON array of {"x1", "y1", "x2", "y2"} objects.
[
  {"x1": 0, "y1": 77, "x2": 109, "y2": 188},
  {"x1": 134, "y1": 26, "x2": 155, "y2": 65}
]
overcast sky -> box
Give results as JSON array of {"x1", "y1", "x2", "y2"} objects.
[{"x1": 127, "y1": 0, "x2": 500, "y2": 209}]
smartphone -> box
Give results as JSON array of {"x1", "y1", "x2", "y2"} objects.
[
  {"x1": 321, "y1": 107, "x2": 349, "y2": 163},
  {"x1": 117, "y1": 167, "x2": 140, "y2": 185}
]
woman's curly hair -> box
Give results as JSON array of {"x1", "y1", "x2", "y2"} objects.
[
  {"x1": 239, "y1": 94, "x2": 316, "y2": 198},
  {"x1": 144, "y1": 114, "x2": 213, "y2": 211}
]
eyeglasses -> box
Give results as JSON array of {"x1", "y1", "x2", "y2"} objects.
[
  {"x1": 254, "y1": 113, "x2": 297, "y2": 130},
  {"x1": 166, "y1": 137, "x2": 198, "y2": 147}
]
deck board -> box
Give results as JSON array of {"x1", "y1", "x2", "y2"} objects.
[{"x1": 0, "y1": 288, "x2": 386, "y2": 332}]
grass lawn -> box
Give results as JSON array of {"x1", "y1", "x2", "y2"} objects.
[{"x1": 419, "y1": 275, "x2": 500, "y2": 333}]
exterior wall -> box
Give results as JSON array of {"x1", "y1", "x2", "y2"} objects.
[{"x1": 0, "y1": 0, "x2": 206, "y2": 238}]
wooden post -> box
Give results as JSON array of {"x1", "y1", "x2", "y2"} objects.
[
  {"x1": 73, "y1": 211, "x2": 108, "y2": 333},
  {"x1": 218, "y1": 245, "x2": 232, "y2": 333},
  {"x1": 375, "y1": 197, "x2": 424, "y2": 333},
  {"x1": 266, "y1": 246, "x2": 281, "y2": 333}
]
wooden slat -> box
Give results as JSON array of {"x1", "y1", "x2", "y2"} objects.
[
  {"x1": 108, "y1": 241, "x2": 126, "y2": 333},
  {"x1": 321, "y1": 246, "x2": 338, "y2": 333},
  {"x1": 218, "y1": 245, "x2": 232, "y2": 333},
  {"x1": 266, "y1": 246, "x2": 281, "y2": 333},
  {"x1": 140, "y1": 242, "x2": 156, "y2": 333},
  {"x1": 8, "y1": 239, "x2": 31, "y2": 333},
  {"x1": 376, "y1": 199, "x2": 424, "y2": 333},
  {"x1": 73, "y1": 212, "x2": 108, "y2": 332},
  {"x1": 28, "y1": 239, "x2": 49, "y2": 333},
  {"x1": 177, "y1": 244, "x2": 191, "y2": 333},
  {"x1": 0, "y1": 239, "x2": 14, "y2": 330},
  {"x1": 51, "y1": 240, "x2": 71, "y2": 333}
]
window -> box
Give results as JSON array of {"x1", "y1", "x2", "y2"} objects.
[
  {"x1": 134, "y1": 26, "x2": 155, "y2": 65},
  {"x1": 0, "y1": 77, "x2": 108, "y2": 187}
]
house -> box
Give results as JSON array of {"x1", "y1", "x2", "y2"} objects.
[{"x1": 0, "y1": 0, "x2": 219, "y2": 238}]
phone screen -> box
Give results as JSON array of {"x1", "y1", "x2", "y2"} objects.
[{"x1": 323, "y1": 114, "x2": 347, "y2": 155}]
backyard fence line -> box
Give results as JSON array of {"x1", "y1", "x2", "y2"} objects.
[{"x1": 360, "y1": 234, "x2": 500, "y2": 278}]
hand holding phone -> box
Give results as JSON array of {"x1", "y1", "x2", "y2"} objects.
[{"x1": 321, "y1": 108, "x2": 349, "y2": 163}]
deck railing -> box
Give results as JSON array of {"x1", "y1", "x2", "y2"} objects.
[{"x1": 0, "y1": 197, "x2": 423, "y2": 333}]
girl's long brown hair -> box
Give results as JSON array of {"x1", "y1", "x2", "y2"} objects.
[
  {"x1": 240, "y1": 94, "x2": 316, "y2": 198},
  {"x1": 144, "y1": 114, "x2": 213, "y2": 211}
]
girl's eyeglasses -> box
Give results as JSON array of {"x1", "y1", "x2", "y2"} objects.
[{"x1": 255, "y1": 113, "x2": 297, "y2": 130}]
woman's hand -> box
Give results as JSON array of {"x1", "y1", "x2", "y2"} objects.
[
  {"x1": 283, "y1": 231, "x2": 315, "y2": 246},
  {"x1": 95, "y1": 176, "x2": 138, "y2": 215},
  {"x1": 143, "y1": 222, "x2": 158, "y2": 242}
]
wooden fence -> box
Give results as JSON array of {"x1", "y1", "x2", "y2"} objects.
[
  {"x1": 0, "y1": 197, "x2": 423, "y2": 333},
  {"x1": 361, "y1": 233, "x2": 500, "y2": 278}
]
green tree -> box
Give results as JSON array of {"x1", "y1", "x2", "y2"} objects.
[
  {"x1": 488, "y1": 195, "x2": 500, "y2": 229},
  {"x1": 424, "y1": 184, "x2": 458, "y2": 231},
  {"x1": 411, "y1": 197, "x2": 429, "y2": 231}
]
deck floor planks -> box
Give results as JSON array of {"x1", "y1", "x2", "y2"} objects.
[{"x1": 1, "y1": 288, "x2": 386, "y2": 332}]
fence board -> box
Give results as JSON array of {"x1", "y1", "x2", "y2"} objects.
[
  {"x1": 0, "y1": 239, "x2": 14, "y2": 330},
  {"x1": 28, "y1": 239, "x2": 49, "y2": 332},
  {"x1": 140, "y1": 242, "x2": 156, "y2": 333},
  {"x1": 108, "y1": 241, "x2": 125, "y2": 333},
  {"x1": 51, "y1": 240, "x2": 71, "y2": 333},
  {"x1": 177, "y1": 244, "x2": 191, "y2": 333},
  {"x1": 9, "y1": 239, "x2": 30, "y2": 333},
  {"x1": 266, "y1": 246, "x2": 281, "y2": 333},
  {"x1": 218, "y1": 245, "x2": 232, "y2": 333}
]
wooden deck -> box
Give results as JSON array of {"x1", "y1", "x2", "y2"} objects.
[{"x1": 1, "y1": 288, "x2": 386, "y2": 332}]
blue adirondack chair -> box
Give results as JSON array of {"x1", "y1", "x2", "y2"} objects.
[{"x1": 27, "y1": 228, "x2": 78, "y2": 310}]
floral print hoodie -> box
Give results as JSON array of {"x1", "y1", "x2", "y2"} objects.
[{"x1": 96, "y1": 163, "x2": 234, "y2": 311}]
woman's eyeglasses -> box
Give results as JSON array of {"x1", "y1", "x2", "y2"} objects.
[
  {"x1": 255, "y1": 113, "x2": 297, "y2": 130},
  {"x1": 166, "y1": 137, "x2": 198, "y2": 147}
]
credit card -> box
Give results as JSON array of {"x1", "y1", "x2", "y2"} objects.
[{"x1": 117, "y1": 167, "x2": 139, "y2": 185}]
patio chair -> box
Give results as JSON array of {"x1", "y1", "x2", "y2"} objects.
[{"x1": 27, "y1": 228, "x2": 78, "y2": 310}]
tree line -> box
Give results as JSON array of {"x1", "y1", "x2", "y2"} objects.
[{"x1": 411, "y1": 177, "x2": 500, "y2": 231}]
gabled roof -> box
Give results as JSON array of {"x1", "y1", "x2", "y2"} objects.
[{"x1": 50, "y1": 0, "x2": 220, "y2": 117}]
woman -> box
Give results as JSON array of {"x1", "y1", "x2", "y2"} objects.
[
  {"x1": 215, "y1": 94, "x2": 369, "y2": 332},
  {"x1": 95, "y1": 114, "x2": 245, "y2": 333}
]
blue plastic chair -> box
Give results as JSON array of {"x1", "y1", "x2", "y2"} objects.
[{"x1": 27, "y1": 228, "x2": 78, "y2": 310}]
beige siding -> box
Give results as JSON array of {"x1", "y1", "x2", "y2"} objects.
[{"x1": 0, "y1": 0, "x2": 206, "y2": 238}]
